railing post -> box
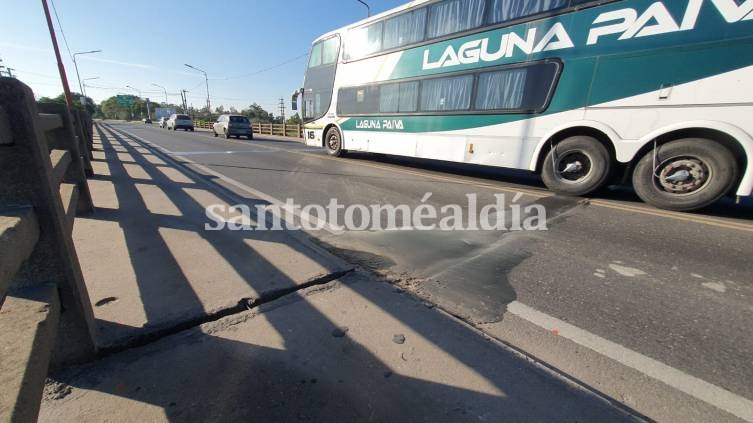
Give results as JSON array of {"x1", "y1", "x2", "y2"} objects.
[
  {"x1": 38, "y1": 103, "x2": 94, "y2": 212},
  {"x1": 0, "y1": 77, "x2": 97, "y2": 366}
]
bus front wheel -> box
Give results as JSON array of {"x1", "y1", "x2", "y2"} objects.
[
  {"x1": 541, "y1": 136, "x2": 611, "y2": 196},
  {"x1": 325, "y1": 127, "x2": 344, "y2": 157},
  {"x1": 632, "y1": 138, "x2": 739, "y2": 211}
]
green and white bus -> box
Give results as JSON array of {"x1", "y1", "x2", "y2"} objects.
[{"x1": 292, "y1": 0, "x2": 753, "y2": 211}]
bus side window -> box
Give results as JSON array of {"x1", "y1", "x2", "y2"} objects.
[{"x1": 420, "y1": 75, "x2": 474, "y2": 112}]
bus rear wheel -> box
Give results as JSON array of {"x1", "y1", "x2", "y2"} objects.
[
  {"x1": 632, "y1": 138, "x2": 738, "y2": 211},
  {"x1": 325, "y1": 127, "x2": 344, "y2": 157},
  {"x1": 541, "y1": 136, "x2": 611, "y2": 196}
]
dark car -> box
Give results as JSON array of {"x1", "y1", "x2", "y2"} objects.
[{"x1": 213, "y1": 114, "x2": 253, "y2": 139}]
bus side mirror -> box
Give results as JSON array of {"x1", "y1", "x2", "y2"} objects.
[{"x1": 291, "y1": 89, "x2": 302, "y2": 111}]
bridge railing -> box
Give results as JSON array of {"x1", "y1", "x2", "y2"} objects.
[
  {"x1": 192, "y1": 120, "x2": 304, "y2": 139},
  {"x1": 0, "y1": 77, "x2": 97, "y2": 422}
]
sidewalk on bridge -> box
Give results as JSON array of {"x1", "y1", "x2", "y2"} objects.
[{"x1": 39, "y1": 122, "x2": 637, "y2": 422}]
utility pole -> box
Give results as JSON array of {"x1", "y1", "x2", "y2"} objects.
[
  {"x1": 180, "y1": 90, "x2": 188, "y2": 113},
  {"x1": 279, "y1": 98, "x2": 285, "y2": 123},
  {"x1": 41, "y1": 0, "x2": 75, "y2": 110}
]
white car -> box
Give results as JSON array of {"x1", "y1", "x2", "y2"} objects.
[{"x1": 167, "y1": 114, "x2": 194, "y2": 131}]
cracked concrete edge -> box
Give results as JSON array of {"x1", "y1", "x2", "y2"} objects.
[
  {"x1": 43, "y1": 275, "x2": 353, "y2": 401},
  {"x1": 44, "y1": 270, "x2": 648, "y2": 422},
  {"x1": 94, "y1": 267, "x2": 355, "y2": 354}
]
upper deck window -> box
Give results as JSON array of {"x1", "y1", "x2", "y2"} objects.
[
  {"x1": 346, "y1": 22, "x2": 383, "y2": 60},
  {"x1": 487, "y1": 0, "x2": 568, "y2": 25},
  {"x1": 427, "y1": 0, "x2": 486, "y2": 39},
  {"x1": 344, "y1": 0, "x2": 602, "y2": 62},
  {"x1": 383, "y1": 8, "x2": 427, "y2": 50}
]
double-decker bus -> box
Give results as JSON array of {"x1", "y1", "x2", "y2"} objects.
[{"x1": 292, "y1": 0, "x2": 753, "y2": 211}]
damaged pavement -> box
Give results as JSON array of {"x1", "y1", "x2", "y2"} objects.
[{"x1": 37, "y1": 124, "x2": 643, "y2": 422}]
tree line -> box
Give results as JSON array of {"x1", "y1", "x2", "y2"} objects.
[{"x1": 38, "y1": 92, "x2": 301, "y2": 125}]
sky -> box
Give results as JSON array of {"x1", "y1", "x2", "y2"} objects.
[{"x1": 0, "y1": 0, "x2": 406, "y2": 116}]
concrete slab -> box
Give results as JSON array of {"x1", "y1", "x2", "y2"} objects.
[
  {"x1": 1, "y1": 284, "x2": 59, "y2": 423},
  {"x1": 75, "y1": 126, "x2": 351, "y2": 349},
  {"x1": 40, "y1": 273, "x2": 637, "y2": 423}
]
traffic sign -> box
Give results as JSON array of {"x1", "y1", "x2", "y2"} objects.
[{"x1": 116, "y1": 95, "x2": 136, "y2": 106}]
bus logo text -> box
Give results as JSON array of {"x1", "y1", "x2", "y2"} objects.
[
  {"x1": 356, "y1": 119, "x2": 405, "y2": 130},
  {"x1": 423, "y1": 0, "x2": 753, "y2": 70}
]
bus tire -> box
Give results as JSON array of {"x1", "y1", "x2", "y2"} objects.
[
  {"x1": 632, "y1": 138, "x2": 738, "y2": 211},
  {"x1": 541, "y1": 136, "x2": 611, "y2": 196},
  {"x1": 325, "y1": 127, "x2": 344, "y2": 157}
]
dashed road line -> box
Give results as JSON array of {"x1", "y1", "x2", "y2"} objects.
[{"x1": 507, "y1": 301, "x2": 753, "y2": 422}]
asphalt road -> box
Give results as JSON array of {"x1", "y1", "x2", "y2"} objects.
[{"x1": 106, "y1": 121, "x2": 753, "y2": 422}]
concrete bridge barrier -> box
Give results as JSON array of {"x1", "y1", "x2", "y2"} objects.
[{"x1": 0, "y1": 77, "x2": 96, "y2": 422}]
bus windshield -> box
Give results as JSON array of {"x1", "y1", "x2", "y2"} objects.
[{"x1": 303, "y1": 36, "x2": 340, "y2": 122}]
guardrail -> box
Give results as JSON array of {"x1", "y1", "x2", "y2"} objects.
[
  {"x1": 252, "y1": 122, "x2": 304, "y2": 139},
  {"x1": 193, "y1": 120, "x2": 304, "y2": 139},
  {"x1": 0, "y1": 77, "x2": 97, "y2": 422}
]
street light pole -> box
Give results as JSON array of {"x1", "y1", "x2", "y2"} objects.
[
  {"x1": 356, "y1": 0, "x2": 371, "y2": 16},
  {"x1": 126, "y1": 85, "x2": 150, "y2": 120},
  {"x1": 82, "y1": 76, "x2": 99, "y2": 99},
  {"x1": 151, "y1": 83, "x2": 168, "y2": 104},
  {"x1": 184, "y1": 63, "x2": 211, "y2": 117},
  {"x1": 72, "y1": 49, "x2": 102, "y2": 104}
]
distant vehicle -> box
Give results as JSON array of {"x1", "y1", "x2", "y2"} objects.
[
  {"x1": 213, "y1": 114, "x2": 253, "y2": 140},
  {"x1": 158, "y1": 117, "x2": 168, "y2": 128},
  {"x1": 292, "y1": 0, "x2": 753, "y2": 212},
  {"x1": 167, "y1": 114, "x2": 194, "y2": 131},
  {"x1": 142, "y1": 118, "x2": 152, "y2": 124}
]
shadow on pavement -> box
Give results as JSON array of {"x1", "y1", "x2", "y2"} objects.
[{"x1": 41, "y1": 123, "x2": 640, "y2": 422}]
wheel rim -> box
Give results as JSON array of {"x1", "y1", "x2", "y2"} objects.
[
  {"x1": 554, "y1": 150, "x2": 593, "y2": 184},
  {"x1": 327, "y1": 132, "x2": 340, "y2": 151},
  {"x1": 654, "y1": 156, "x2": 712, "y2": 195}
]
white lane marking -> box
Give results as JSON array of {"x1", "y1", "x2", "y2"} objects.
[
  {"x1": 609, "y1": 264, "x2": 647, "y2": 278},
  {"x1": 110, "y1": 126, "x2": 342, "y2": 236},
  {"x1": 167, "y1": 150, "x2": 277, "y2": 156},
  {"x1": 507, "y1": 301, "x2": 753, "y2": 422},
  {"x1": 702, "y1": 282, "x2": 727, "y2": 293},
  {"x1": 113, "y1": 124, "x2": 753, "y2": 421}
]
